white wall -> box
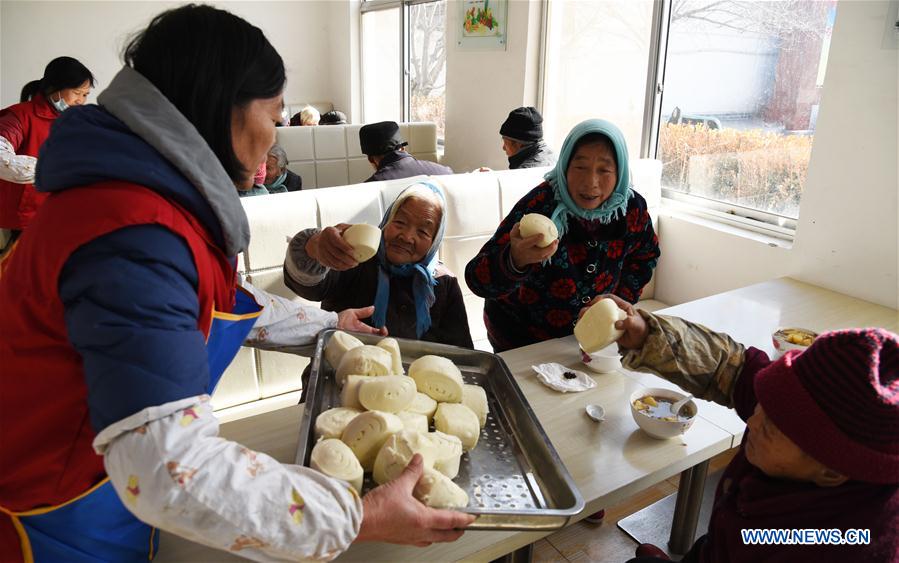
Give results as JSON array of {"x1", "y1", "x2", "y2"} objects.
[
  {"x1": 441, "y1": 0, "x2": 542, "y2": 172},
  {"x1": 792, "y1": 0, "x2": 898, "y2": 308},
  {"x1": 655, "y1": 0, "x2": 898, "y2": 309},
  {"x1": 325, "y1": 0, "x2": 361, "y2": 122},
  {"x1": 0, "y1": 1, "x2": 338, "y2": 109}
]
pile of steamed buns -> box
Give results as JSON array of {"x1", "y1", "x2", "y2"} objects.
[{"x1": 310, "y1": 331, "x2": 489, "y2": 509}]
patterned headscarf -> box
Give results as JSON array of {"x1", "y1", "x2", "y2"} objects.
[
  {"x1": 371, "y1": 181, "x2": 447, "y2": 337},
  {"x1": 543, "y1": 119, "x2": 633, "y2": 237}
]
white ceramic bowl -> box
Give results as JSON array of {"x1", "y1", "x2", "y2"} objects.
[
  {"x1": 629, "y1": 387, "x2": 697, "y2": 440},
  {"x1": 771, "y1": 327, "x2": 818, "y2": 360},
  {"x1": 580, "y1": 345, "x2": 621, "y2": 373}
]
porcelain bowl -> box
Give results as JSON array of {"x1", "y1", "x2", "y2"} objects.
[
  {"x1": 629, "y1": 387, "x2": 697, "y2": 440},
  {"x1": 772, "y1": 327, "x2": 818, "y2": 360}
]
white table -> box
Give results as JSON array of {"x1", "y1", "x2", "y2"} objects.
[
  {"x1": 157, "y1": 342, "x2": 733, "y2": 562},
  {"x1": 618, "y1": 277, "x2": 898, "y2": 552},
  {"x1": 157, "y1": 277, "x2": 897, "y2": 562}
]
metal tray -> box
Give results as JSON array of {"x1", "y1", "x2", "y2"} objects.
[{"x1": 296, "y1": 330, "x2": 585, "y2": 531}]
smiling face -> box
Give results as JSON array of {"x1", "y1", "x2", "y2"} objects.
[
  {"x1": 382, "y1": 196, "x2": 442, "y2": 265},
  {"x1": 230, "y1": 94, "x2": 284, "y2": 189},
  {"x1": 565, "y1": 138, "x2": 618, "y2": 210},
  {"x1": 54, "y1": 80, "x2": 92, "y2": 107}
]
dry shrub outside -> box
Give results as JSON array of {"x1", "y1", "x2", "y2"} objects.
[
  {"x1": 411, "y1": 94, "x2": 446, "y2": 140},
  {"x1": 658, "y1": 123, "x2": 813, "y2": 217}
]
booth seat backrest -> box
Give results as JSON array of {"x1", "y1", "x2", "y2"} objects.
[
  {"x1": 284, "y1": 101, "x2": 334, "y2": 121},
  {"x1": 214, "y1": 163, "x2": 661, "y2": 412},
  {"x1": 275, "y1": 122, "x2": 440, "y2": 190}
]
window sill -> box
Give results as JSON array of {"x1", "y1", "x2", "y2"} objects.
[{"x1": 659, "y1": 199, "x2": 795, "y2": 250}]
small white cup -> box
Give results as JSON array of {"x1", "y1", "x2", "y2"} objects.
[
  {"x1": 342, "y1": 224, "x2": 381, "y2": 263},
  {"x1": 580, "y1": 344, "x2": 621, "y2": 373}
]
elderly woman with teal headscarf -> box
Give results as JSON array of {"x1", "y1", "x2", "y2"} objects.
[
  {"x1": 285, "y1": 181, "x2": 473, "y2": 349},
  {"x1": 464, "y1": 119, "x2": 660, "y2": 353}
]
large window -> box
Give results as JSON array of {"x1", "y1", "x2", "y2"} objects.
[
  {"x1": 361, "y1": 0, "x2": 447, "y2": 139},
  {"x1": 542, "y1": 0, "x2": 656, "y2": 162},
  {"x1": 655, "y1": 0, "x2": 838, "y2": 221},
  {"x1": 542, "y1": 0, "x2": 838, "y2": 229}
]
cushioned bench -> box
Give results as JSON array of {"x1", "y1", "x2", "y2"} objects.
[
  {"x1": 275, "y1": 122, "x2": 441, "y2": 189},
  {"x1": 213, "y1": 163, "x2": 665, "y2": 418}
]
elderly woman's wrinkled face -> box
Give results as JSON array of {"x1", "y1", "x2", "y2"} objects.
[
  {"x1": 744, "y1": 404, "x2": 846, "y2": 486},
  {"x1": 264, "y1": 154, "x2": 282, "y2": 184},
  {"x1": 383, "y1": 197, "x2": 441, "y2": 265},
  {"x1": 565, "y1": 140, "x2": 618, "y2": 210},
  {"x1": 231, "y1": 94, "x2": 283, "y2": 189}
]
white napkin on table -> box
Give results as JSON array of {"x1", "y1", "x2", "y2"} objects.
[{"x1": 531, "y1": 363, "x2": 597, "y2": 393}]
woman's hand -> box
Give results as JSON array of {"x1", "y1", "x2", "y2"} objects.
[
  {"x1": 509, "y1": 223, "x2": 558, "y2": 270},
  {"x1": 580, "y1": 294, "x2": 649, "y2": 350},
  {"x1": 336, "y1": 306, "x2": 388, "y2": 336},
  {"x1": 356, "y1": 454, "x2": 475, "y2": 547},
  {"x1": 306, "y1": 224, "x2": 358, "y2": 271}
]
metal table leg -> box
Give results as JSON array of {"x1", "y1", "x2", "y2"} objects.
[
  {"x1": 668, "y1": 459, "x2": 710, "y2": 554},
  {"x1": 617, "y1": 459, "x2": 717, "y2": 556}
]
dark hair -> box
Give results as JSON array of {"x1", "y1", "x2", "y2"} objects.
[
  {"x1": 571, "y1": 132, "x2": 617, "y2": 169},
  {"x1": 20, "y1": 56, "x2": 95, "y2": 103},
  {"x1": 123, "y1": 4, "x2": 286, "y2": 182}
]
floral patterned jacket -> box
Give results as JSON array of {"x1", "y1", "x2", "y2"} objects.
[{"x1": 464, "y1": 182, "x2": 660, "y2": 352}]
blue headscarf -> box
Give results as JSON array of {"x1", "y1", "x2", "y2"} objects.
[
  {"x1": 543, "y1": 119, "x2": 633, "y2": 237},
  {"x1": 371, "y1": 181, "x2": 447, "y2": 337}
]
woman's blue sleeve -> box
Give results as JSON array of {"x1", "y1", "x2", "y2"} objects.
[{"x1": 58, "y1": 224, "x2": 211, "y2": 433}]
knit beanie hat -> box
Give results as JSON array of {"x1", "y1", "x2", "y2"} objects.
[
  {"x1": 754, "y1": 328, "x2": 899, "y2": 484},
  {"x1": 500, "y1": 107, "x2": 544, "y2": 143}
]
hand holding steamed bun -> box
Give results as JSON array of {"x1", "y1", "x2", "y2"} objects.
[{"x1": 579, "y1": 294, "x2": 649, "y2": 350}]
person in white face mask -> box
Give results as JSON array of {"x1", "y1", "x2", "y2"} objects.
[{"x1": 0, "y1": 56, "x2": 95, "y2": 249}]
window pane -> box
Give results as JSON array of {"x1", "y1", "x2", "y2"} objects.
[
  {"x1": 543, "y1": 0, "x2": 655, "y2": 160},
  {"x1": 362, "y1": 8, "x2": 402, "y2": 123},
  {"x1": 658, "y1": 0, "x2": 838, "y2": 219},
  {"x1": 409, "y1": 1, "x2": 447, "y2": 140}
]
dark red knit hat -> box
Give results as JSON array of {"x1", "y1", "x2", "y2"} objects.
[{"x1": 755, "y1": 328, "x2": 899, "y2": 484}]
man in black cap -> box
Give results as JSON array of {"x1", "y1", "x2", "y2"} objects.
[
  {"x1": 500, "y1": 107, "x2": 556, "y2": 169},
  {"x1": 359, "y1": 121, "x2": 452, "y2": 183}
]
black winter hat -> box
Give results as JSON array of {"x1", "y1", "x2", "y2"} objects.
[
  {"x1": 320, "y1": 110, "x2": 347, "y2": 125},
  {"x1": 500, "y1": 107, "x2": 544, "y2": 142},
  {"x1": 359, "y1": 121, "x2": 407, "y2": 155}
]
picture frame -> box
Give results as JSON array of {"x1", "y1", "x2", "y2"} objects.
[{"x1": 457, "y1": 0, "x2": 508, "y2": 51}]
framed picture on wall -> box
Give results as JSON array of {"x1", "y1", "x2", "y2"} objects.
[{"x1": 458, "y1": 0, "x2": 507, "y2": 50}]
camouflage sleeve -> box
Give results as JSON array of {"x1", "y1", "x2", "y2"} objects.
[{"x1": 620, "y1": 310, "x2": 746, "y2": 408}]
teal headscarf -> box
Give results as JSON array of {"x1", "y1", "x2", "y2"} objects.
[
  {"x1": 371, "y1": 181, "x2": 447, "y2": 337},
  {"x1": 543, "y1": 119, "x2": 632, "y2": 237}
]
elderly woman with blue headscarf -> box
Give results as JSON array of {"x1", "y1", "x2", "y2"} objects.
[
  {"x1": 285, "y1": 181, "x2": 473, "y2": 349},
  {"x1": 465, "y1": 119, "x2": 660, "y2": 353}
]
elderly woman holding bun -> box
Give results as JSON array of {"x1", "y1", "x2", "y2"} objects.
[
  {"x1": 464, "y1": 119, "x2": 660, "y2": 353},
  {"x1": 285, "y1": 182, "x2": 473, "y2": 349}
]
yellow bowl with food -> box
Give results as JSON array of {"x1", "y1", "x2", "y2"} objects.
[
  {"x1": 772, "y1": 327, "x2": 818, "y2": 359},
  {"x1": 629, "y1": 388, "x2": 697, "y2": 440}
]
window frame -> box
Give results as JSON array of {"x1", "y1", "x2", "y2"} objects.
[
  {"x1": 360, "y1": 0, "x2": 446, "y2": 138},
  {"x1": 637, "y1": 0, "x2": 834, "y2": 238}
]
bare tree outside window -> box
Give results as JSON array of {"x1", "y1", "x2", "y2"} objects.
[{"x1": 409, "y1": 1, "x2": 447, "y2": 140}]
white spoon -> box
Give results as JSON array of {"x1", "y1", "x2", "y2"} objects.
[
  {"x1": 670, "y1": 394, "x2": 694, "y2": 417},
  {"x1": 585, "y1": 404, "x2": 605, "y2": 423}
]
